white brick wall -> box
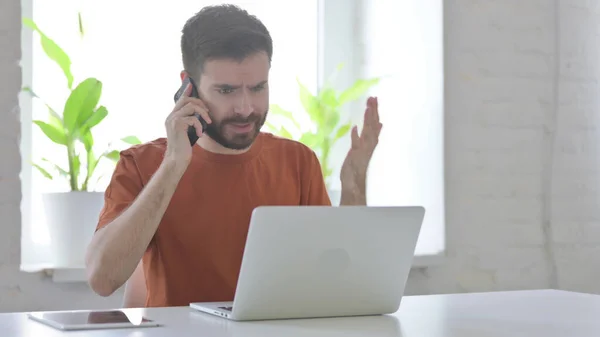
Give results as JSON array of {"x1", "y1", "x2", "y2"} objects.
[
  {"x1": 552, "y1": 0, "x2": 600, "y2": 294},
  {"x1": 406, "y1": 0, "x2": 600, "y2": 296},
  {"x1": 403, "y1": 0, "x2": 557, "y2": 295},
  {"x1": 1, "y1": 0, "x2": 599, "y2": 311}
]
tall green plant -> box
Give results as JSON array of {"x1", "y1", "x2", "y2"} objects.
[
  {"x1": 266, "y1": 66, "x2": 379, "y2": 188},
  {"x1": 22, "y1": 16, "x2": 141, "y2": 191}
]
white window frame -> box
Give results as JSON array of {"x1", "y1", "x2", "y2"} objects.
[
  {"x1": 318, "y1": 0, "x2": 445, "y2": 268},
  {"x1": 19, "y1": 0, "x2": 444, "y2": 282},
  {"x1": 20, "y1": 0, "x2": 39, "y2": 272}
]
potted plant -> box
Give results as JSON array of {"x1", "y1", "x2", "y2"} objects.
[
  {"x1": 266, "y1": 65, "x2": 379, "y2": 205},
  {"x1": 22, "y1": 16, "x2": 141, "y2": 267}
]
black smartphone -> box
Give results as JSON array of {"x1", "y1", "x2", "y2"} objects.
[{"x1": 173, "y1": 76, "x2": 208, "y2": 146}]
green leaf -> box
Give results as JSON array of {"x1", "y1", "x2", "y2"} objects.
[
  {"x1": 32, "y1": 162, "x2": 53, "y2": 180},
  {"x1": 335, "y1": 123, "x2": 353, "y2": 141},
  {"x1": 48, "y1": 109, "x2": 64, "y2": 130},
  {"x1": 338, "y1": 78, "x2": 380, "y2": 105},
  {"x1": 94, "y1": 173, "x2": 106, "y2": 187},
  {"x1": 22, "y1": 87, "x2": 63, "y2": 129},
  {"x1": 21, "y1": 86, "x2": 37, "y2": 98},
  {"x1": 104, "y1": 150, "x2": 121, "y2": 162},
  {"x1": 297, "y1": 78, "x2": 322, "y2": 125},
  {"x1": 22, "y1": 18, "x2": 74, "y2": 89},
  {"x1": 78, "y1": 12, "x2": 85, "y2": 37},
  {"x1": 323, "y1": 63, "x2": 345, "y2": 88},
  {"x1": 81, "y1": 129, "x2": 94, "y2": 152},
  {"x1": 66, "y1": 143, "x2": 79, "y2": 190},
  {"x1": 72, "y1": 153, "x2": 81, "y2": 190},
  {"x1": 83, "y1": 148, "x2": 99, "y2": 191},
  {"x1": 87, "y1": 150, "x2": 98, "y2": 174},
  {"x1": 299, "y1": 132, "x2": 320, "y2": 148},
  {"x1": 324, "y1": 107, "x2": 340, "y2": 133},
  {"x1": 269, "y1": 104, "x2": 301, "y2": 130},
  {"x1": 33, "y1": 120, "x2": 67, "y2": 145},
  {"x1": 81, "y1": 105, "x2": 108, "y2": 131},
  {"x1": 41, "y1": 158, "x2": 68, "y2": 177},
  {"x1": 63, "y1": 78, "x2": 102, "y2": 134},
  {"x1": 264, "y1": 121, "x2": 279, "y2": 134},
  {"x1": 121, "y1": 135, "x2": 142, "y2": 145},
  {"x1": 279, "y1": 126, "x2": 293, "y2": 139},
  {"x1": 317, "y1": 88, "x2": 340, "y2": 134},
  {"x1": 319, "y1": 88, "x2": 338, "y2": 108}
]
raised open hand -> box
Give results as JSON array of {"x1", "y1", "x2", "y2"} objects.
[{"x1": 340, "y1": 96, "x2": 383, "y2": 196}]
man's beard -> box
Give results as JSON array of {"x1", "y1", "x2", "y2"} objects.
[{"x1": 204, "y1": 111, "x2": 267, "y2": 150}]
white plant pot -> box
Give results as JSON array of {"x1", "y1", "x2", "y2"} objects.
[
  {"x1": 42, "y1": 191, "x2": 105, "y2": 268},
  {"x1": 327, "y1": 189, "x2": 341, "y2": 206}
]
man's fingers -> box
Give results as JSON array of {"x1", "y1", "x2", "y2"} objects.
[
  {"x1": 182, "y1": 116, "x2": 205, "y2": 137},
  {"x1": 173, "y1": 87, "x2": 209, "y2": 114},
  {"x1": 372, "y1": 97, "x2": 379, "y2": 123},
  {"x1": 360, "y1": 97, "x2": 382, "y2": 143},
  {"x1": 364, "y1": 97, "x2": 379, "y2": 126},
  {"x1": 195, "y1": 107, "x2": 212, "y2": 125},
  {"x1": 361, "y1": 107, "x2": 371, "y2": 139},
  {"x1": 174, "y1": 102, "x2": 212, "y2": 123},
  {"x1": 351, "y1": 125, "x2": 360, "y2": 149},
  {"x1": 173, "y1": 96, "x2": 208, "y2": 114},
  {"x1": 188, "y1": 96, "x2": 209, "y2": 111}
]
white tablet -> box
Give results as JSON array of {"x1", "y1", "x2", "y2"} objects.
[{"x1": 27, "y1": 309, "x2": 161, "y2": 331}]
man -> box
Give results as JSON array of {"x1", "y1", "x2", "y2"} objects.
[{"x1": 85, "y1": 4, "x2": 382, "y2": 307}]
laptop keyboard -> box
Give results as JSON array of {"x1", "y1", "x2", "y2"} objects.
[{"x1": 219, "y1": 306, "x2": 233, "y2": 311}]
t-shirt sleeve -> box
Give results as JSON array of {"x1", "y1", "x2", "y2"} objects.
[
  {"x1": 301, "y1": 149, "x2": 332, "y2": 206},
  {"x1": 96, "y1": 151, "x2": 144, "y2": 232}
]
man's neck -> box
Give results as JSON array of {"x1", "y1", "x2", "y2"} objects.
[{"x1": 196, "y1": 135, "x2": 252, "y2": 155}]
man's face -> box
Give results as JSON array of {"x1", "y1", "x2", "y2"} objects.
[{"x1": 197, "y1": 52, "x2": 270, "y2": 150}]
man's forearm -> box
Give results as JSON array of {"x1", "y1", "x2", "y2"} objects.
[
  {"x1": 340, "y1": 183, "x2": 366, "y2": 205},
  {"x1": 85, "y1": 159, "x2": 187, "y2": 296}
]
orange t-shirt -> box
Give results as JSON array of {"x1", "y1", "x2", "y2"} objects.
[{"x1": 95, "y1": 132, "x2": 331, "y2": 307}]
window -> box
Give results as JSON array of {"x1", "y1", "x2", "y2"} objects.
[
  {"x1": 20, "y1": 0, "x2": 444, "y2": 273},
  {"x1": 21, "y1": 0, "x2": 318, "y2": 270},
  {"x1": 361, "y1": 0, "x2": 445, "y2": 258}
]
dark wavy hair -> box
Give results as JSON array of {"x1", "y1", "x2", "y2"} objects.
[{"x1": 180, "y1": 4, "x2": 273, "y2": 80}]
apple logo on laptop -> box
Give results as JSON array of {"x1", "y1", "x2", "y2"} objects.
[{"x1": 317, "y1": 248, "x2": 350, "y2": 275}]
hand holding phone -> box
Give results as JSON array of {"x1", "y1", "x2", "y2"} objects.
[
  {"x1": 173, "y1": 76, "x2": 210, "y2": 146},
  {"x1": 164, "y1": 76, "x2": 212, "y2": 165}
]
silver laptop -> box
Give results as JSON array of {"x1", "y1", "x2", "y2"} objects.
[{"x1": 189, "y1": 205, "x2": 425, "y2": 321}]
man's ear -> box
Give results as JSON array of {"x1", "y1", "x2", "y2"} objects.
[{"x1": 180, "y1": 70, "x2": 187, "y2": 81}]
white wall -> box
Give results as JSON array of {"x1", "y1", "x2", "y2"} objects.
[
  {"x1": 552, "y1": 0, "x2": 600, "y2": 293},
  {"x1": 407, "y1": 0, "x2": 600, "y2": 295},
  {"x1": 1, "y1": 0, "x2": 600, "y2": 312}
]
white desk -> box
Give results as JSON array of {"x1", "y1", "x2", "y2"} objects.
[{"x1": 2, "y1": 289, "x2": 599, "y2": 336}]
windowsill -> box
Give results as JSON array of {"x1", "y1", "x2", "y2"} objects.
[
  {"x1": 25, "y1": 253, "x2": 445, "y2": 283},
  {"x1": 411, "y1": 253, "x2": 444, "y2": 269}
]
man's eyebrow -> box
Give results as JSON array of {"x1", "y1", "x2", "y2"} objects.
[
  {"x1": 212, "y1": 80, "x2": 268, "y2": 89},
  {"x1": 252, "y1": 80, "x2": 268, "y2": 87}
]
